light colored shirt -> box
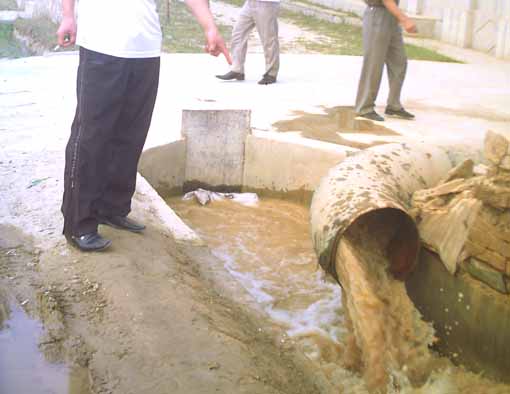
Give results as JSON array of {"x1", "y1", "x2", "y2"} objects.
[{"x1": 76, "y1": 0, "x2": 162, "y2": 58}]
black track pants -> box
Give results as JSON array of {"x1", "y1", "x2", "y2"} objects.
[{"x1": 62, "y1": 47, "x2": 160, "y2": 237}]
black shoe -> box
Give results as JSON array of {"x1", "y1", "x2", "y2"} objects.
[
  {"x1": 258, "y1": 74, "x2": 276, "y2": 85},
  {"x1": 99, "y1": 215, "x2": 145, "y2": 233},
  {"x1": 66, "y1": 232, "x2": 111, "y2": 252},
  {"x1": 215, "y1": 71, "x2": 245, "y2": 81},
  {"x1": 357, "y1": 111, "x2": 384, "y2": 122},
  {"x1": 385, "y1": 108, "x2": 415, "y2": 120}
]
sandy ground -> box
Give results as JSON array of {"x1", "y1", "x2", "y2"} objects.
[{"x1": 0, "y1": 221, "x2": 328, "y2": 394}]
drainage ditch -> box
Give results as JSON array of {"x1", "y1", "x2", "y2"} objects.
[{"x1": 166, "y1": 194, "x2": 510, "y2": 393}]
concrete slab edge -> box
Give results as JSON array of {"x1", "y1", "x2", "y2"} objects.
[{"x1": 135, "y1": 173, "x2": 203, "y2": 246}]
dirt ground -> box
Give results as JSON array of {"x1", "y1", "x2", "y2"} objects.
[{"x1": 0, "y1": 211, "x2": 332, "y2": 394}]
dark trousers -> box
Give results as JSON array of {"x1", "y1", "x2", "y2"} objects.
[{"x1": 62, "y1": 47, "x2": 160, "y2": 236}]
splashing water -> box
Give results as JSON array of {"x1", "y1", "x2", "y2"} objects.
[{"x1": 167, "y1": 196, "x2": 510, "y2": 394}]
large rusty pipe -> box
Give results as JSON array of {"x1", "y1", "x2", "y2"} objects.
[{"x1": 310, "y1": 141, "x2": 483, "y2": 283}]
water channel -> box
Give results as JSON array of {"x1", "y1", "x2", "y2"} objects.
[{"x1": 167, "y1": 195, "x2": 510, "y2": 394}]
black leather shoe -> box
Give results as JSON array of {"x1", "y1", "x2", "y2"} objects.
[
  {"x1": 357, "y1": 111, "x2": 384, "y2": 122},
  {"x1": 99, "y1": 215, "x2": 145, "y2": 233},
  {"x1": 66, "y1": 232, "x2": 111, "y2": 252},
  {"x1": 215, "y1": 71, "x2": 245, "y2": 81},
  {"x1": 385, "y1": 108, "x2": 415, "y2": 120},
  {"x1": 258, "y1": 74, "x2": 276, "y2": 85}
]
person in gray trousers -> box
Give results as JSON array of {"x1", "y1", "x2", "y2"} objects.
[
  {"x1": 216, "y1": 0, "x2": 280, "y2": 85},
  {"x1": 355, "y1": 0, "x2": 417, "y2": 121}
]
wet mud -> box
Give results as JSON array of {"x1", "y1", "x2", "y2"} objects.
[
  {"x1": 273, "y1": 106, "x2": 399, "y2": 148},
  {"x1": 0, "y1": 225, "x2": 91, "y2": 394},
  {"x1": 0, "y1": 215, "x2": 326, "y2": 394}
]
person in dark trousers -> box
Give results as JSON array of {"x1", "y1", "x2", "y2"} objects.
[
  {"x1": 355, "y1": 0, "x2": 417, "y2": 122},
  {"x1": 57, "y1": 0, "x2": 231, "y2": 252}
]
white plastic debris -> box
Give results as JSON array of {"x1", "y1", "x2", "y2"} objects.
[{"x1": 183, "y1": 188, "x2": 259, "y2": 206}]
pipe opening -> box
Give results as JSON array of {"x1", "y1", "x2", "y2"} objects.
[{"x1": 345, "y1": 207, "x2": 420, "y2": 281}]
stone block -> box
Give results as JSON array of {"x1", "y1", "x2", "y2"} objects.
[
  {"x1": 465, "y1": 257, "x2": 508, "y2": 294},
  {"x1": 440, "y1": 159, "x2": 474, "y2": 183},
  {"x1": 464, "y1": 240, "x2": 507, "y2": 273},
  {"x1": 412, "y1": 178, "x2": 470, "y2": 206},
  {"x1": 467, "y1": 219, "x2": 510, "y2": 260},
  {"x1": 499, "y1": 155, "x2": 510, "y2": 170},
  {"x1": 475, "y1": 179, "x2": 510, "y2": 209},
  {"x1": 484, "y1": 130, "x2": 508, "y2": 165},
  {"x1": 181, "y1": 109, "x2": 251, "y2": 192}
]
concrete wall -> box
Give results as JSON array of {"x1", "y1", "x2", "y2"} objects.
[
  {"x1": 407, "y1": 0, "x2": 510, "y2": 58},
  {"x1": 243, "y1": 133, "x2": 352, "y2": 204},
  {"x1": 138, "y1": 130, "x2": 353, "y2": 205},
  {"x1": 181, "y1": 109, "x2": 251, "y2": 192},
  {"x1": 138, "y1": 140, "x2": 186, "y2": 197}
]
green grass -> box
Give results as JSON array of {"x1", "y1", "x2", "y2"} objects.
[
  {"x1": 282, "y1": 9, "x2": 364, "y2": 55},
  {"x1": 156, "y1": 0, "x2": 232, "y2": 53},
  {"x1": 14, "y1": 16, "x2": 60, "y2": 48},
  {"x1": 0, "y1": 0, "x2": 18, "y2": 10},
  {"x1": 405, "y1": 43, "x2": 461, "y2": 62}
]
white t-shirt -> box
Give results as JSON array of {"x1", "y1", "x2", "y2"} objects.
[{"x1": 76, "y1": 0, "x2": 162, "y2": 58}]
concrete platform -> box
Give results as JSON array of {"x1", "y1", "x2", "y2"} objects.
[{"x1": 1, "y1": 51, "x2": 509, "y2": 246}]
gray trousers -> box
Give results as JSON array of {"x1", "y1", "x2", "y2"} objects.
[
  {"x1": 230, "y1": 0, "x2": 280, "y2": 78},
  {"x1": 355, "y1": 6, "x2": 407, "y2": 115}
]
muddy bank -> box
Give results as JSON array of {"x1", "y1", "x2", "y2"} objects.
[{"x1": 0, "y1": 215, "x2": 329, "y2": 394}]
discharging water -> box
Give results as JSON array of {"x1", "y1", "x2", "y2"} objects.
[
  {"x1": 0, "y1": 299, "x2": 89, "y2": 394},
  {"x1": 167, "y1": 196, "x2": 510, "y2": 394}
]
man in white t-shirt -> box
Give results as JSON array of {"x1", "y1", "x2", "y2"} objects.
[
  {"x1": 216, "y1": 0, "x2": 280, "y2": 85},
  {"x1": 57, "y1": 0, "x2": 231, "y2": 251}
]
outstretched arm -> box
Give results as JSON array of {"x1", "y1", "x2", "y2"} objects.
[
  {"x1": 184, "y1": 0, "x2": 232, "y2": 64},
  {"x1": 57, "y1": 0, "x2": 77, "y2": 46},
  {"x1": 382, "y1": 0, "x2": 417, "y2": 33}
]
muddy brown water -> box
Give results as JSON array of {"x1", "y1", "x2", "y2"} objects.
[
  {"x1": 167, "y1": 195, "x2": 510, "y2": 394},
  {"x1": 0, "y1": 298, "x2": 90, "y2": 394}
]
